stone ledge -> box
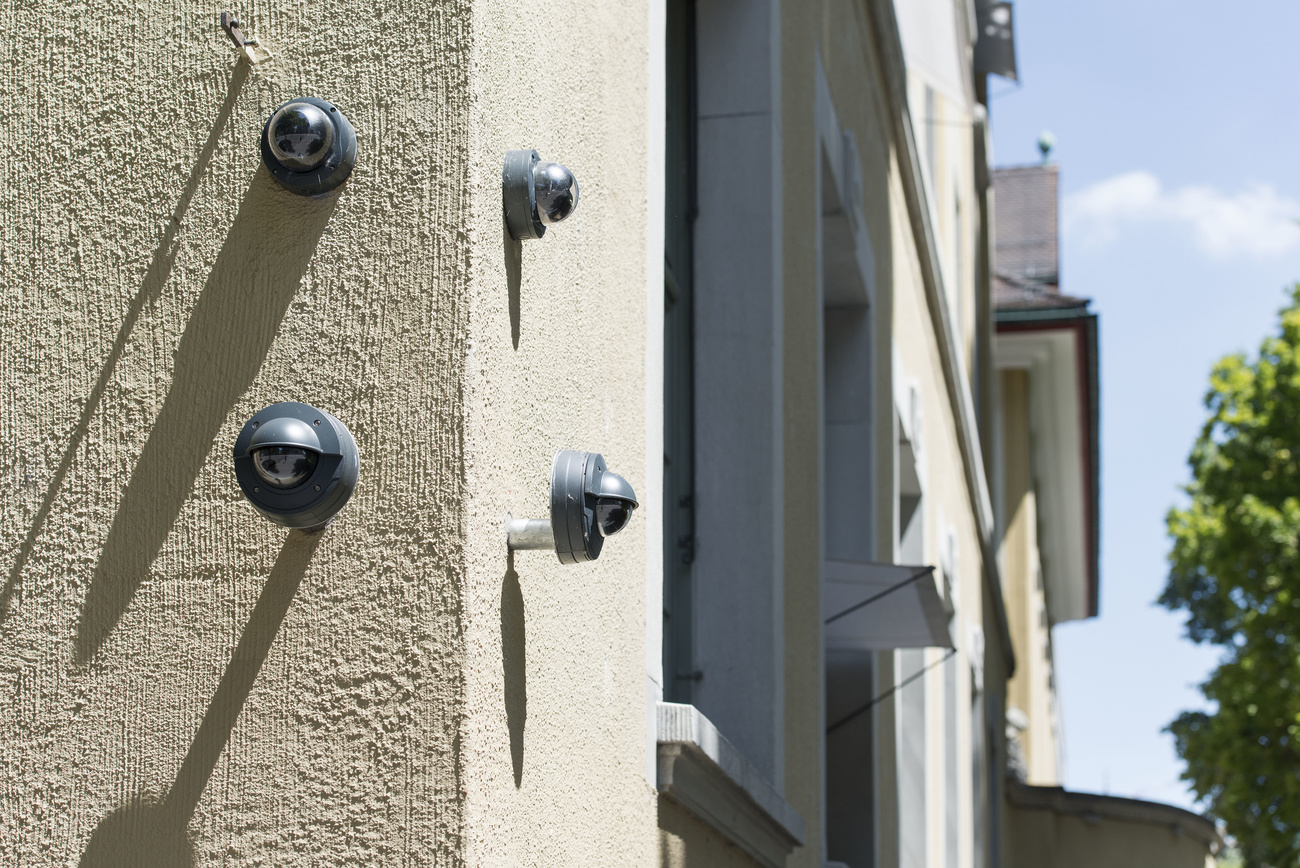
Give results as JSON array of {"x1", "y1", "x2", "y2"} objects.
[{"x1": 656, "y1": 702, "x2": 805, "y2": 868}]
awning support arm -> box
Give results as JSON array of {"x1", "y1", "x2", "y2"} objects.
[
  {"x1": 825, "y1": 647, "x2": 957, "y2": 734},
  {"x1": 823, "y1": 565, "x2": 936, "y2": 626}
]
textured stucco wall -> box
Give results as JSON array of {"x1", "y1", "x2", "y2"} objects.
[
  {"x1": 461, "y1": 1, "x2": 657, "y2": 866},
  {"x1": 0, "y1": 1, "x2": 471, "y2": 864}
]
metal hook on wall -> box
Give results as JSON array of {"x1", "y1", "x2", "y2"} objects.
[{"x1": 220, "y1": 12, "x2": 273, "y2": 64}]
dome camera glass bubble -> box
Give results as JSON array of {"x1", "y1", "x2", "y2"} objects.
[
  {"x1": 595, "y1": 497, "x2": 635, "y2": 537},
  {"x1": 269, "y1": 103, "x2": 335, "y2": 172},
  {"x1": 534, "y1": 162, "x2": 578, "y2": 225},
  {"x1": 252, "y1": 446, "x2": 319, "y2": 489}
]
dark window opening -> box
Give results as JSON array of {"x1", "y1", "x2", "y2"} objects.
[{"x1": 663, "y1": 0, "x2": 697, "y2": 704}]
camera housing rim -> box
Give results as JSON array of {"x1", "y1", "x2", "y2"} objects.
[
  {"x1": 261, "y1": 97, "x2": 358, "y2": 197},
  {"x1": 549, "y1": 449, "x2": 638, "y2": 564},
  {"x1": 502, "y1": 149, "x2": 579, "y2": 240},
  {"x1": 233, "y1": 402, "x2": 360, "y2": 530}
]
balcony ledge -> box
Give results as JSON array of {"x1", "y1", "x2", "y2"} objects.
[{"x1": 656, "y1": 702, "x2": 805, "y2": 868}]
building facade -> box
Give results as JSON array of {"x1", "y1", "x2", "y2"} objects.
[
  {"x1": 990, "y1": 163, "x2": 1219, "y2": 868},
  {"x1": 0, "y1": 0, "x2": 1217, "y2": 866}
]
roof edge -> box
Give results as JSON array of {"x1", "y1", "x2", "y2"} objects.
[
  {"x1": 1006, "y1": 780, "x2": 1221, "y2": 852},
  {"x1": 996, "y1": 305, "x2": 1092, "y2": 324}
]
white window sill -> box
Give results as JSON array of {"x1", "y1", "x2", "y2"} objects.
[{"x1": 656, "y1": 702, "x2": 805, "y2": 868}]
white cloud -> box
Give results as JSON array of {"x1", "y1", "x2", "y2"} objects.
[{"x1": 1064, "y1": 171, "x2": 1300, "y2": 259}]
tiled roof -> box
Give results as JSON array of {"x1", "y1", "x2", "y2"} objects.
[{"x1": 992, "y1": 164, "x2": 1059, "y2": 285}]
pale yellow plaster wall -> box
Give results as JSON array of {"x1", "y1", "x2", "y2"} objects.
[
  {"x1": 658, "y1": 798, "x2": 765, "y2": 868},
  {"x1": 1006, "y1": 805, "x2": 1215, "y2": 868},
  {"x1": 814, "y1": 0, "x2": 900, "y2": 575},
  {"x1": 780, "y1": 4, "x2": 906, "y2": 868},
  {"x1": 905, "y1": 70, "x2": 981, "y2": 429},
  {"x1": 771, "y1": 4, "x2": 993, "y2": 866},
  {"x1": 772, "y1": 4, "x2": 994, "y2": 868},
  {"x1": 1, "y1": 2, "x2": 471, "y2": 865},
  {"x1": 460, "y1": 2, "x2": 657, "y2": 867},
  {"x1": 1001, "y1": 369, "x2": 1036, "y2": 744},
  {"x1": 887, "y1": 100, "x2": 990, "y2": 868},
  {"x1": 999, "y1": 369, "x2": 1061, "y2": 786}
]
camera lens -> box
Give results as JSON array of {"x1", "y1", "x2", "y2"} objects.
[
  {"x1": 595, "y1": 497, "x2": 635, "y2": 537},
  {"x1": 268, "y1": 102, "x2": 335, "y2": 172},
  {"x1": 534, "y1": 162, "x2": 579, "y2": 225},
  {"x1": 252, "y1": 446, "x2": 319, "y2": 489}
]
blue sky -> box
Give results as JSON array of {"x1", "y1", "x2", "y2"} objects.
[{"x1": 989, "y1": 0, "x2": 1300, "y2": 809}]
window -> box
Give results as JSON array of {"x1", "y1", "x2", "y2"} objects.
[{"x1": 663, "y1": 0, "x2": 697, "y2": 704}]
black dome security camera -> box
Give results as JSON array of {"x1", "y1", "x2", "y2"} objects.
[
  {"x1": 233, "y1": 402, "x2": 360, "y2": 530},
  {"x1": 261, "y1": 98, "x2": 358, "y2": 196},
  {"x1": 502, "y1": 149, "x2": 580, "y2": 240},
  {"x1": 506, "y1": 450, "x2": 638, "y2": 563},
  {"x1": 591, "y1": 467, "x2": 639, "y2": 538}
]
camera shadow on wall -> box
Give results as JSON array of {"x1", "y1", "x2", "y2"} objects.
[
  {"x1": 501, "y1": 551, "x2": 527, "y2": 787},
  {"x1": 0, "y1": 62, "x2": 251, "y2": 627},
  {"x1": 75, "y1": 168, "x2": 339, "y2": 663},
  {"x1": 80, "y1": 529, "x2": 323, "y2": 867},
  {"x1": 503, "y1": 220, "x2": 522, "y2": 350}
]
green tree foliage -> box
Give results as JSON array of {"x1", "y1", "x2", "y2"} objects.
[{"x1": 1163, "y1": 286, "x2": 1300, "y2": 866}]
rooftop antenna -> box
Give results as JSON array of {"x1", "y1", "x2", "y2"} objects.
[{"x1": 1038, "y1": 130, "x2": 1056, "y2": 164}]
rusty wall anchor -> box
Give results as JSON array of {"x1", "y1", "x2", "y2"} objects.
[{"x1": 220, "y1": 12, "x2": 272, "y2": 64}]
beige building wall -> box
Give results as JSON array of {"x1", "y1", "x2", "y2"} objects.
[
  {"x1": 779, "y1": 6, "x2": 925, "y2": 868},
  {"x1": 889, "y1": 189, "x2": 989, "y2": 868},
  {"x1": 661, "y1": 2, "x2": 1007, "y2": 863},
  {"x1": 643, "y1": 3, "x2": 999, "y2": 867},
  {"x1": 0, "y1": 2, "x2": 473, "y2": 863},
  {"x1": 1005, "y1": 785, "x2": 1219, "y2": 868},
  {"x1": 659, "y1": 799, "x2": 764, "y2": 868},
  {"x1": 462, "y1": 1, "x2": 658, "y2": 866},
  {"x1": 1, "y1": 0, "x2": 659, "y2": 865},
  {"x1": 890, "y1": 12, "x2": 994, "y2": 868},
  {"x1": 1007, "y1": 811, "x2": 1213, "y2": 868},
  {"x1": 5, "y1": 1, "x2": 1127, "y2": 866},
  {"x1": 998, "y1": 368, "x2": 1062, "y2": 786},
  {"x1": 780, "y1": 2, "x2": 995, "y2": 866}
]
